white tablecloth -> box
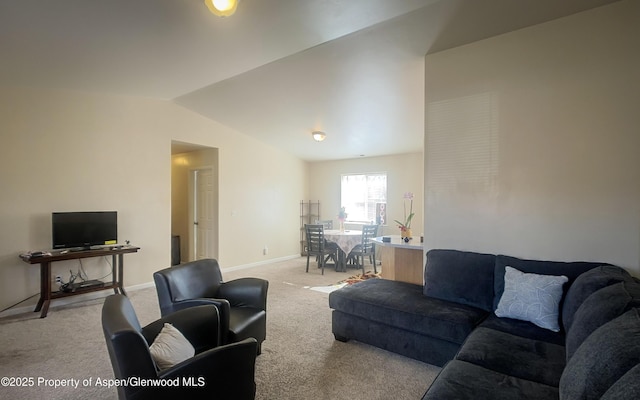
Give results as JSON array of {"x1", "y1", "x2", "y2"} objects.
[{"x1": 324, "y1": 229, "x2": 362, "y2": 255}]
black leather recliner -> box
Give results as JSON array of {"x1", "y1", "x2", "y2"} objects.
[
  {"x1": 101, "y1": 294, "x2": 257, "y2": 400},
  {"x1": 153, "y1": 259, "x2": 268, "y2": 354}
]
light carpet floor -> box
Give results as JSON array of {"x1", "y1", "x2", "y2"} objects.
[{"x1": 0, "y1": 257, "x2": 440, "y2": 399}]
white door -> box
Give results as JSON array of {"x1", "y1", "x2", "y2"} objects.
[{"x1": 192, "y1": 168, "x2": 216, "y2": 260}]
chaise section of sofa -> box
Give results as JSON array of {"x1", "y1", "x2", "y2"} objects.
[
  {"x1": 329, "y1": 249, "x2": 497, "y2": 366},
  {"x1": 329, "y1": 278, "x2": 488, "y2": 367}
]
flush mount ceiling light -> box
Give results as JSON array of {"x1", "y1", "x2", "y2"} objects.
[
  {"x1": 205, "y1": 0, "x2": 239, "y2": 17},
  {"x1": 312, "y1": 131, "x2": 327, "y2": 142}
]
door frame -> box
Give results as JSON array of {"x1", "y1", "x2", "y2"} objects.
[
  {"x1": 171, "y1": 142, "x2": 219, "y2": 264},
  {"x1": 188, "y1": 165, "x2": 218, "y2": 261}
]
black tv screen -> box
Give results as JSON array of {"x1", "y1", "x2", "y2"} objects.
[{"x1": 52, "y1": 211, "x2": 118, "y2": 250}]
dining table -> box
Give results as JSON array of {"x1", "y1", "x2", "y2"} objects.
[{"x1": 324, "y1": 229, "x2": 362, "y2": 272}]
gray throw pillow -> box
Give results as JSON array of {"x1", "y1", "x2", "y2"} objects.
[{"x1": 495, "y1": 266, "x2": 568, "y2": 332}]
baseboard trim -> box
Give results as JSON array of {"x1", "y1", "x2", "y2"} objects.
[{"x1": 222, "y1": 254, "x2": 300, "y2": 272}]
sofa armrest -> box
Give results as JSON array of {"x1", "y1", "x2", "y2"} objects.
[{"x1": 218, "y1": 278, "x2": 268, "y2": 311}]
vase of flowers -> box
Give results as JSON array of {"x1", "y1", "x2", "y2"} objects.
[
  {"x1": 338, "y1": 207, "x2": 348, "y2": 232},
  {"x1": 394, "y1": 192, "x2": 414, "y2": 239}
]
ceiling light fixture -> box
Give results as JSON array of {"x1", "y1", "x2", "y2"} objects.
[
  {"x1": 312, "y1": 131, "x2": 327, "y2": 142},
  {"x1": 205, "y1": 0, "x2": 239, "y2": 17}
]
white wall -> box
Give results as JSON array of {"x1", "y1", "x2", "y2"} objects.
[
  {"x1": 0, "y1": 87, "x2": 307, "y2": 312},
  {"x1": 424, "y1": 0, "x2": 640, "y2": 274},
  {"x1": 309, "y1": 153, "x2": 424, "y2": 237}
]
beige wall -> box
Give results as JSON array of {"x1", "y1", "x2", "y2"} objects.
[
  {"x1": 308, "y1": 153, "x2": 424, "y2": 237},
  {"x1": 424, "y1": 1, "x2": 640, "y2": 274},
  {"x1": 0, "y1": 87, "x2": 307, "y2": 313}
]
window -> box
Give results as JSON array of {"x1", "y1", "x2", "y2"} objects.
[{"x1": 340, "y1": 173, "x2": 387, "y2": 224}]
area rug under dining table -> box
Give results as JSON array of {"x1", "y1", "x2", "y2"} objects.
[{"x1": 308, "y1": 270, "x2": 380, "y2": 293}]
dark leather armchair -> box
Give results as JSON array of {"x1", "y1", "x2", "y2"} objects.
[
  {"x1": 101, "y1": 294, "x2": 257, "y2": 400},
  {"x1": 153, "y1": 259, "x2": 268, "y2": 354}
]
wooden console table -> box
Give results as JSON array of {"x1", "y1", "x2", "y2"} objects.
[
  {"x1": 19, "y1": 246, "x2": 140, "y2": 318},
  {"x1": 372, "y1": 236, "x2": 424, "y2": 285}
]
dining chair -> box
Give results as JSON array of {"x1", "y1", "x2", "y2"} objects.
[
  {"x1": 347, "y1": 224, "x2": 379, "y2": 274},
  {"x1": 305, "y1": 224, "x2": 339, "y2": 275},
  {"x1": 314, "y1": 219, "x2": 338, "y2": 265},
  {"x1": 315, "y1": 219, "x2": 333, "y2": 229}
]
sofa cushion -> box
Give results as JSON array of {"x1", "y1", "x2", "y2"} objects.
[
  {"x1": 424, "y1": 249, "x2": 496, "y2": 312},
  {"x1": 422, "y1": 360, "x2": 558, "y2": 400},
  {"x1": 495, "y1": 267, "x2": 568, "y2": 332},
  {"x1": 329, "y1": 278, "x2": 488, "y2": 344},
  {"x1": 565, "y1": 282, "x2": 640, "y2": 361},
  {"x1": 561, "y1": 265, "x2": 632, "y2": 332},
  {"x1": 455, "y1": 327, "x2": 566, "y2": 387},
  {"x1": 478, "y1": 314, "x2": 565, "y2": 346},
  {"x1": 493, "y1": 255, "x2": 602, "y2": 311},
  {"x1": 600, "y1": 364, "x2": 640, "y2": 400},
  {"x1": 559, "y1": 308, "x2": 640, "y2": 400}
]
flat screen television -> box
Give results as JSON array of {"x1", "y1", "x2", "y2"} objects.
[{"x1": 52, "y1": 211, "x2": 118, "y2": 250}]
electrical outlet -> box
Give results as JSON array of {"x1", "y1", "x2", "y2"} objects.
[
  {"x1": 263, "y1": 246, "x2": 268, "y2": 255},
  {"x1": 55, "y1": 275, "x2": 62, "y2": 284}
]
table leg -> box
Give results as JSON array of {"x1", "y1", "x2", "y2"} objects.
[
  {"x1": 111, "y1": 254, "x2": 118, "y2": 294},
  {"x1": 337, "y1": 250, "x2": 347, "y2": 272},
  {"x1": 35, "y1": 297, "x2": 44, "y2": 312},
  {"x1": 118, "y1": 253, "x2": 127, "y2": 296},
  {"x1": 39, "y1": 300, "x2": 51, "y2": 319},
  {"x1": 35, "y1": 261, "x2": 52, "y2": 318}
]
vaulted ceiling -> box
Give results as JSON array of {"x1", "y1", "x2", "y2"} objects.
[{"x1": 0, "y1": 0, "x2": 619, "y2": 161}]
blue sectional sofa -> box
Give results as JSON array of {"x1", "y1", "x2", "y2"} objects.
[{"x1": 328, "y1": 249, "x2": 640, "y2": 399}]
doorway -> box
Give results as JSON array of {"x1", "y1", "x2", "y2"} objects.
[
  {"x1": 171, "y1": 142, "x2": 219, "y2": 263},
  {"x1": 191, "y1": 167, "x2": 216, "y2": 260}
]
